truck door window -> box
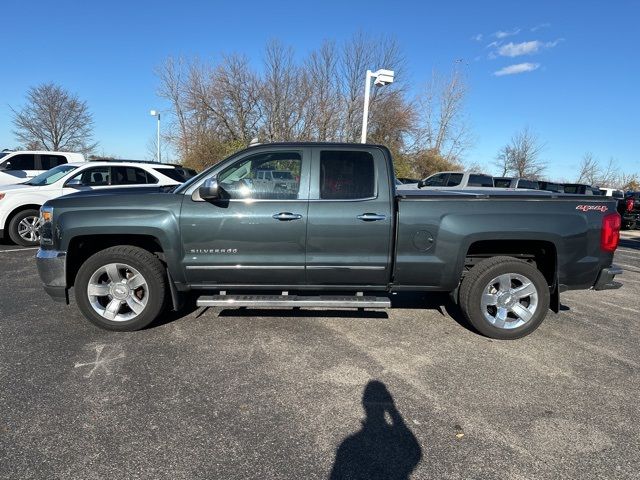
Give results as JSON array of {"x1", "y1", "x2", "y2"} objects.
[
  {"x1": 319, "y1": 151, "x2": 375, "y2": 200},
  {"x1": 422, "y1": 173, "x2": 447, "y2": 187},
  {"x1": 218, "y1": 151, "x2": 302, "y2": 200}
]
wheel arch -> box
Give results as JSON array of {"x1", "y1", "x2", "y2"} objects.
[
  {"x1": 65, "y1": 234, "x2": 166, "y2": 288},
  {"x1": 5, "y1": 204, "x2": 42, "y2": 230}
]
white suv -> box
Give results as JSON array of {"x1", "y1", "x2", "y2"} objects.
[
  {"x1": 0, "y1": 161, "x2": 192, "y2": 246},
  {"x1": 0, "y1": 150, "x2": 85, "y2": 186}
]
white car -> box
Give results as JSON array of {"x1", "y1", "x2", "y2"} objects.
[
  {"x1": 0, "y1": 161, "x2": 190, "y2": 246},
  {"x1": 0, "y1": 150, "x2": 85, "y2": 186},
  {"x1": 399, "y1": 171, "x2": 495, "y2": 190}
]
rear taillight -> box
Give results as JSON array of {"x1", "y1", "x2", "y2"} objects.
[
  {"x1": 626, "y1": 198, "x2": 634, "y2": 212},
  {"x1": 601, "y1": 213, "x2": 621, "y2": 252}
]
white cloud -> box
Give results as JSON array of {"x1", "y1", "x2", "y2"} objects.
[
  {"x1": 493, "y1": 63, "x2": 540, "y2": 76},
  {"x1": 494, "y1": 28, "x2": 521, "y2": 39},
  {"x1": 471, "y1": 33, "x2": 483, "y2": 41},
  {"x1": 498, "y1": 40, "x2": 543, "y2": 57},
  {"x1": 531, "y1": 23, "x2": 551, "y2": 32},
  {"x1": 497, "y1": 39, "x2": 563, "y2": 57}
]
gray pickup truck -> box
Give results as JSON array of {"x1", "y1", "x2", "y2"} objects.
[{"x1": 36, "y1": 143, "x2": 623, "y2": 339}]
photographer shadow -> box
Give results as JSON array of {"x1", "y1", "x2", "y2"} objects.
[{"x1": 330, "y1": 380, "x2": 422, "y2": 480}]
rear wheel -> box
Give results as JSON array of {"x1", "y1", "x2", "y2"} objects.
[
  {"x1": 75, "y1": 246, "x2": 167, "y2": 331},
  {"x1": 458, "y1": 256, "x2": 550, "y2": 340},
  {"x1": 8, "y1": 209, "x2": 41, "y2": 247}
]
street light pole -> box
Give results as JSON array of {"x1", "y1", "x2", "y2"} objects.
[
  {"x1": 150, "y1": 110, "x2": 161, "y2": 163},
  {"x1": 360, "y1": 69, "x2": 395, "y2": 144},
  {"x1": 360, "y1": 70, "x2": 373, "y2": 144}
]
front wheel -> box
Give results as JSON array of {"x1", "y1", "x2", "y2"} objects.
[
  {"x1": 458, "y1": 256, "x2": 550, "y2": 340},
  {"x1": 74, "y1": 246, "x2": 167, "y2": 331},
  {"x1": 8, "y1": 209, "x2": 42, "y2": 247}
]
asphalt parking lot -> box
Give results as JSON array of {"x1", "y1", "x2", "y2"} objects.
[{"x1": 1, "y1": 233, "x2": 639, "y2": 479}]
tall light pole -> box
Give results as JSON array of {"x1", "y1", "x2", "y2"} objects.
[
  {"x1": 360, "y1": 69, "x2": 395, "y2": 143},
  {"x1": 150, "y1": 110, "x2": 161, "y2": 163}
]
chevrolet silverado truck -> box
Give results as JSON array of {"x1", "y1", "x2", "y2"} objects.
[{"x1": 36, "y1": 143, "x2": 623, "y2": 339}]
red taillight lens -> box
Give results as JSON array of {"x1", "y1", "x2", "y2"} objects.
[
  {"x1": 626, "y1": 198, "x2": 634, "y2": 212},
  {"x1": 601, "y1": 213, "x2": 621, "y2": 252}
]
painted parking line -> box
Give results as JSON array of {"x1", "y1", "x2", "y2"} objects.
[{"x1": 0, "y1": 247, "x2": 39, "y2": 253}]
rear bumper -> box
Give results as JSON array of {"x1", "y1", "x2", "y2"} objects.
[
  {"x1": 36, "y1": 248, "x2": 68, "y2": 303},
  {"x1": 593, "y1": 264, "x2": 623, "y2": 291}
]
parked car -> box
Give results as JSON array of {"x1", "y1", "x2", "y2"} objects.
[
  {"x1": 563, "y1": 183, "x2": 601, "y2": 195},
  {"x1": 622, "y1": 191, "x2": 640, "y2": 229},
  {"x1": 397, "y1": 177, "x2": 420, "y2": 184},
  {"x1": 599, "y1": 188, "x2": 624, "y2": 198},
  {"x1": 36, "y1": 142, "x2": 622, "y2": 340},
  {"x1": 416, "y1": 171, "x2": 494, "y2": 189},
  {"x1": 0, "y1": 161, "x2": 189, "y2": 246},
  {"x1": 538, "y1": 181, "x2": 564, "y2": 193},
  {"x1": 493, "y1": 177, "x2": 540, "y2": 189},
  {"x1": 0, "y1": 150, "x2": 84, "y2": 186}
]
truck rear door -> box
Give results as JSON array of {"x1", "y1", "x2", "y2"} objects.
[{"x1": 305, "y1": 146, "x2": 394, "y2": 285}]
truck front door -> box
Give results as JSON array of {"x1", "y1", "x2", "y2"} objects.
[
  {"x1": 305, "y1": 147, "x2": 394, "y2": 286},
  {"x1": 180, "y1": 148, "x2": 310, "y2": 286}
]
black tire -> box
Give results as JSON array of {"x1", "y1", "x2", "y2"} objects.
[
  {"x1": 74, "y1": 246, "x2": 167, "y2": 331},
  {"x1": 8, "y1": 209, "x2": 41, "y2": 247},
  {"x1": 458, "y1": 256, "x2": 550, "y2": 340}
]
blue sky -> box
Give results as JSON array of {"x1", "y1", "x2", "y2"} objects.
[{"x1": 1, "y1": 0, "x2": 638, "y2": 179}]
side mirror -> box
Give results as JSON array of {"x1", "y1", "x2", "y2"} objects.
[
  {"x1": 66, "y1": 178, "x2": 83, "y2": 188},
  {"x1": 2, "y1": 161, "x2": 12, "y2": 171},
  {"x1": 417, "y1": 179, "x2": 426, "y2": 188},
  {"x1": 199, "y1": 176, "x2": 220, "y2": 200}
]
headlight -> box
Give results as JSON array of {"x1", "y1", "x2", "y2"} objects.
[{"x1": 40, "y1": 205, "x2": 54, "y2": 223}]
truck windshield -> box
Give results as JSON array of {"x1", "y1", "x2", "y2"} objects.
[{"x1": 23, "y1": 164, "x2": 78, "y2": 186}]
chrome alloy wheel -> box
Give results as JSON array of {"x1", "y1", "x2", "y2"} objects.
[
  {"x1": 480, "y1": 273, "x2": 539, "y2": 330},
  {"x1": 87, "y1": 263, "x2": 149, "y2": 322},
  {"x1": 17, "y1": 215, "x2": 42, "y2": 243}
]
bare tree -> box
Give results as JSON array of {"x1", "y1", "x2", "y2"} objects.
[
  {"x1": 11, "y1": 83, "x2": 97, "y2": 154},
  {"x1": 577, "y1": 153, "x2": 620, "y2": 186},
  {"x1": 495, "y1": 127, "x2": 546, "y2": 178},
  {"x1": 414, "y1": 67, "x2": 471, "y2": 162}
]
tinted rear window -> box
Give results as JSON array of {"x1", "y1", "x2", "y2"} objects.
[
  {"x1": 447, "y1": 173, "x2": 463, "y2": 186},
  {"x1": 494, "y1": 178, "x2": 512, "y2": 188},
  {"x1": 517, "y1": 180, "x2": 539, "y2": 189},
  {"x1": 40, "y1": 154, "x2": 67, "y2": 169},
  {"x1": 320, "y1": 150, "x2": 375, "y2": 200},
  {"x1": 468, "y1": 175, "x2": 494, "y2": 187},
  {"x1": 154, "y1": 168, "x2": 187, "y2": 182}
]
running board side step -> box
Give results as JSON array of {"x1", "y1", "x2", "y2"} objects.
[{"x1": 196, "y1": 294, "x2": 391, "y2": 309}]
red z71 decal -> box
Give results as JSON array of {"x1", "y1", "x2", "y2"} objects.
[{"x1": 576, "y1": 205, "x2": 608, "y2": 212}]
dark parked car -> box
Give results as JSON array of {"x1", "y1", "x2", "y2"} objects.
[
  {"x1": 493, "y1": 177, "x2": 540, "y2": 189},
  {"x1": 622, "y1": 191, "x2": 640, "y2": 229},
  {"x1": 37, "y1": 142, "x2": 622, "y2": 340},
  {"x1": 563, "y1": 183, "x2": 601, "y2": 195}
]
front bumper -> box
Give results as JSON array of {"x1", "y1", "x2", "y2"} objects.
[
  {"x1": 593, "y1": 264, "x2": 623, "y2": 291},
  {"x1": 36, "y1": 248, "x2": 68, "y2": 303}
]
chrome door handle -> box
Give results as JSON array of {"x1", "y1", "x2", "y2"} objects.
[
  {"x1": 273, "y1": 212, "x2": 303, "y2": 221},
  {"x1": 357, "y1": 213, "x2": 386, "y2": 221}
]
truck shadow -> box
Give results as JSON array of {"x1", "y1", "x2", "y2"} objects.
[
  {"x1": 619, "y1": 237, "x2": 640, "y2": 250},
  {"x1": 329, "y1": 380, "x2": 423, "y2": 480}
]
